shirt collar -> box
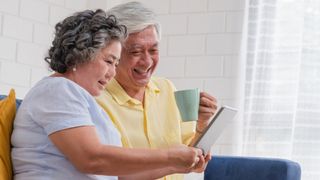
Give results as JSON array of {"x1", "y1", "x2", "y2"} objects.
[
  {"x1": 106, "y1": 78, "x2": 160, "y2": 106},
  {"x1": 147, "y1": 77, "x2": 160, "y2": 93}
]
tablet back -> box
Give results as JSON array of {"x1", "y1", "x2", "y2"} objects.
[{"x1": 193, "y1": 106, "x2": 237, "y2": 154}]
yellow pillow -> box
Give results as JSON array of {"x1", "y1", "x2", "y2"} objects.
[{"x1": 0, "y1": 89, "x2": 16, "y2": 180}]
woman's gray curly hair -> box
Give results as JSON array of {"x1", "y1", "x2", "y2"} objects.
[{"x1": 45, "y1": 9, "x2": 127, "y2": 73}]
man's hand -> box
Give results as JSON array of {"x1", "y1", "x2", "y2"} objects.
[{"x1": 197, "y1": 92, "x2": 217, "y2": 133}]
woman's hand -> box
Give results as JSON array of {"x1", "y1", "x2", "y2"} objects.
[
  {"x1": 190, "y1": 153, "x2": 212, "y2": 173},
  {"x1": 167, "y1": 145, "x2": 204, "y2": 173}
]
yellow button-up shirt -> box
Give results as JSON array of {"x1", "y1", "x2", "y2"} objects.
[{"x1": 96, "y1": 77, "x2": 196, "y2": 180}]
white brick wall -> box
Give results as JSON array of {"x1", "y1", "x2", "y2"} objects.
[
  {"x1": 171, "y1": 0, "x2": 207, "y2": 13},
  {"x1": 49, "y1": 6, "x2": 73, "y2": 26},
  {"x1": 0, "y1": 13, "x2": 2, "y2": 34},
  {"x1": 0, "y1": 1, "x2": 245, "y2": 179},
  {"x1": 208, "y1": 0, "x2": 245, "y2": 11},
  {"x1": 20, "y1": 0, "x2": 49, "y2": 23},
  {"x1": 0, "y1": 37, "x2": 16, "y2": 60},
  {"x1": 168, "y1": 35, "x2": 206, "y2": 56},
  {"x1": 17, "y1": 42, "x2": 48, "y2": 68},
  {"x1": 0, "y1": 0, "x2": 19, "y2": 15},
  {"x1": 158, "y1": 14, "x2": 187, "y2": 35},
  {"x1": 188, "y1": 12, "x2": 225, "y2": 34},
  {"x1": 3, "y1": 15, "x2": 33, "y2": 41},
  {"x1": 65, "y1": 0, "x2": 87, "y2": 11}
]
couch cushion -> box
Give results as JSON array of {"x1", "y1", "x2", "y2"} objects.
[
  {"x1": 205, "y1": 156, "x2": 301, "y2": 180},
  {"x1": 0, "y1": 89, "x2": 16, "y2": 180}
]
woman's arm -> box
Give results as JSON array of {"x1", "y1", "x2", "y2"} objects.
[
  {"x1": 119, "y1": 167, "x2": 178, "y2": 180},
  {"x1": 119, "y1": 153, "x2": 212, "y2": 179},
  {"x1": 49, "y1": 126, "x2": 202, "y2": 176}
]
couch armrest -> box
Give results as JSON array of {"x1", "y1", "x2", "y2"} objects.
[{"x1": 204, "y1": 156, "x2": 301, "y2": 180}]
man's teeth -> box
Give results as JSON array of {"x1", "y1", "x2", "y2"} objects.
[{"x1": 134, "y1": 69, "x2": 148, "y2": 73}]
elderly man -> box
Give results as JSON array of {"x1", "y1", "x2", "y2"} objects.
[{"x1": 97, "y1": 2, "x2": 217, "y2": 180}]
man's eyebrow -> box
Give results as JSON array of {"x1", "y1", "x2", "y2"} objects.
[
  {"x1": 124, "y1": 44, "x2": 143, "y2": 50},
  {"x1": 124, "y1": 43, "x2": 159, "y2": 50}
]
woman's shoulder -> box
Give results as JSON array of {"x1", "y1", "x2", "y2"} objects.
[{"x1": 25, "y1": 77, "x2": 91, "y2": 103}]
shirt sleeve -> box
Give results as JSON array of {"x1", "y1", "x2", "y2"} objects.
[{"x1": 31, "y1": 80, "x2": 94, "y2": 135}]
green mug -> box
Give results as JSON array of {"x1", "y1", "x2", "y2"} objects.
[{"x1": 174, "y1": 88, "x2": 200, "y2": 122}]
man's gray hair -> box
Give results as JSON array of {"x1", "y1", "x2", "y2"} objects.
[{"x1": 107, "y1": 1, "x2": 161, "y2": 39}]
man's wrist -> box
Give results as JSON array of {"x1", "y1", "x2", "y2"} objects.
[{"x1": 196, "y1": 126, "x2": 204, "y2": 134}]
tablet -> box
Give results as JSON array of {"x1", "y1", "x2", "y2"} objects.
[{"x1": 193, "y1": 106, "x2": 237, "y2": 154}]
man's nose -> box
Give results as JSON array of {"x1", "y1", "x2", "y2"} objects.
[{"x1": 141, "y1": 52, "x2": 153, "y2": 66}]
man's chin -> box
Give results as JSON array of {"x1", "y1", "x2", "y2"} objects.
[{"x1": 135, "y1": 79, "x2": 150, "y2": 87}]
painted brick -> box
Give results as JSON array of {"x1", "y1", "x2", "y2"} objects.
[
  {"x1": 204, "y1": 78, "x2": 236, "y2": 99},
  {"x1": 34, "y1": 23, "x2": 54, "y2": 45},
  {"x1": 0, "y1": 13, "x2": 2, "y2": 34},
  {"x1": 159, "y1": 36, "x2": 168, "y2": 56},
  {"x1": 168, "y1": 35, "x2": 205, "y2": 56},
  {"x1": 188, "y1": 13, "x2": 225, "y2": 34},
  {"x1": 135, "y1": 0, "x2": 170, "y2": 14},
  {"x1": 87, "y1": 0, "x2": 108, "y2": 10},
  {"x1": 0, "y1": 37, "x2": 16, "y2": 60},
  {"x1": 208, "y1": 0, "x2": 245, "y2": 11},
  {"x1": 185, "y1": 56, "x2": 223, "y2": 77},
  {"x1": 47, "y1": 0, "x2": 65, "y2": 6},
  {"x1": 65, "y1": 0, "x2": 87, "y2": 11},
  {"x1": 0, "y1": 0, "x2": 19, "y2": 15},
  {"x1": 106, "y1": 0, "x2": 123, "y2": 9},
  {"x1": 0, "y1": 61, "x2": 30, "y2": 87},
  {"x1": 31, "y1": 67, "x2": 50, "y2": 86},
  {"x1": 17, "y1": 42, "x2": 48, "y2": 68},
  {"x1": 206, "y1": 34, "x2": 241, "y2": 55},
  {"x1": 0, "y1": 82, "x2": 30, "y2": 99},
  {"x1": 158, "y1": 14, "x2": 187, "y2": 35},
  {"x1": 3, "y1": 15, "x2": 33, "y2": 41},
  {"x1": 171, "y1": 0, "x2": 207, "y2": 13},
  {"x1": 224, "y1": 55, "x2": 239, "y2": 77},
  {"x1": 50, "y1": 6, "x2": 73, "y2": 25},
  {"x1": 154, "y1": 57, "x2": 185, "y2": 78},
  {"x1": 169, "y1": 78, "x2": 204, "y2": 90},
  {"x1": 20, "y1": 0, "x2": 49, "y2": 23},
  {"x1": 226, "y1": 11, "x2": 244, "y2": 32}
]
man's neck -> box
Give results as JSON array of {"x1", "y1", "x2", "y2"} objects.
[{"x1": 115, "y1": 79, "x2": 146, "y2": 102}]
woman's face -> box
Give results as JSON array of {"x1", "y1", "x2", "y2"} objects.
[{"x1": 73, "y1": 41, "x2": 121, "y2": 96}]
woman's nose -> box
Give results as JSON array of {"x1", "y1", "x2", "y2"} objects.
[{"x1": 107, "y1": 65, "x2": 116, "y2": 78}]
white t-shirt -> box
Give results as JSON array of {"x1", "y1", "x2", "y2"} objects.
[{"x1": 11, "y1": 76, "x2": 121, "y2": 180}]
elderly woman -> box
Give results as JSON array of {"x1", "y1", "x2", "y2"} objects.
[
  {"x1": 97, "y1": 2, "x2": 217, "y2": 180},
  {"x1": 11, "y1": 9, "x2": 206, "y2": 180}
]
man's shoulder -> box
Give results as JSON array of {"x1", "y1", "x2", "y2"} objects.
[{"x1": 151, "y1": 76, "x2": 175, "y2": 90}]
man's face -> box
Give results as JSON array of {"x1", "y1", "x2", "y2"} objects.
[{"x1": 115, "y1": 25, "x2": 159, "y2": 90}]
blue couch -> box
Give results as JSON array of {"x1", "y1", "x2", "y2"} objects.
[
  {"x1": 1, "y1": 95, "x2": 301, "y2": 180},
  {"x1": 204, "y1": 156, "x2": 301, "y2": 180}
]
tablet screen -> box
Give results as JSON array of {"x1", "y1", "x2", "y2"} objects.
[{"x1": 193, "y1": 106, "x2": 237, "y2": 154}]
